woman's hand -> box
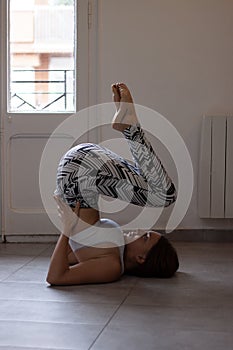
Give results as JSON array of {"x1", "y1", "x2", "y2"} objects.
[{"x1": 54, "y1": 196, "x2": 80, "y2": 237}]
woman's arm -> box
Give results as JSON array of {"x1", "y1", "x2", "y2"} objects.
[
  {"x1": 46, "y1": 234, "x2": 121, "y2": 285},
  {"x1": 67, "y1": 243, "x2": 79, "y2": 265},
  {"x1": 46, "y1": 234, "x2": 70, "y2": 283},
  {"x1": 47, "y1": 198, "x2": 81, "y2": 282},
  {"x1": 46, "y1": 197, "x2": 121, "y2": 285}
]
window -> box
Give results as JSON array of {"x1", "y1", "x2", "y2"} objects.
[{"x1": 9, "y1": 0, "x2": 76, "y2": 112}]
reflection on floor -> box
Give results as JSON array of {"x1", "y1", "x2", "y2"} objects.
[{"x1": 0, "y1": 242, "x2": 232, "y2": 350}]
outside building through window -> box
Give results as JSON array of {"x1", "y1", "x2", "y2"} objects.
[{"x1": 9, "y1": 0, "x2": 76, "y2": 112}]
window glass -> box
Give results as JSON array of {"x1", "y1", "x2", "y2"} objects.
[{"x1": 9, "y1": 0, "x2": 76, "y2": 112}]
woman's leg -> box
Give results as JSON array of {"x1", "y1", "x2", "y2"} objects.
[
  {"x1": 109, "y1": 83, "x2": 177, "y2": 207},
  {"x1": 55, "y1": 84, "x2": 176, "y2": 209},
  {"x1": 55, "y1": 143, "x2": 101, "y2": 209},
  {"x1": 112, "y1": 83, "x2": 176, "y2": 204}
]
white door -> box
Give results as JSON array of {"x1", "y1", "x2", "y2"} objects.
[{"x1": 0, "y1": 0, "x2": 96, "y2": 240}]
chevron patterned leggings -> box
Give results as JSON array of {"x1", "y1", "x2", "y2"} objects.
[{"x1": 55, "y1": 124, "x2": 177, "y2": 209}]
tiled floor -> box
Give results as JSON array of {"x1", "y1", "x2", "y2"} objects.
[{"x1": 0, "y1": 242, "x2": 232, "y2": 350}]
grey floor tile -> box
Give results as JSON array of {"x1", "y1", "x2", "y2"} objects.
[
  {"x1": 0, "y1": 281, "x2": 132, "y2": 304},
  {"x1": 125, "y1": 276, "x2": 233, "y2": 308},
  {"x1": 0, "y1": 255, "x2": 35, "y2": 281},
  {"x1": 26, "y1": 256, "x2": 51, "y2": 268},
  {"x1": 4, "y1": 266, "x2": 48, "y2": 283},
  {"x1": 0, "y1": 243, "x2": 50, "y2": 256},
  {"x1": 0, "y1": 345, "x2": 69, "y2": 350},
  {"x1": 0, "y1": 255, "x2": 33, "y2": 265},
  {"x1": 0, "y1": 299, "x2": 118, "y2": 325},
  {"x1": 38, "y1": 244, "x2": 56, "y2": 257},
  {"x1": 0, "y1": 321, "x2": 102, "y2": 350},
  {"x1": 91, "y1": 326, "x2": 233, "y2": 350},
  {"x1": 1, "y1": 242, "x2": 233, "y2": 350},
  {"x1": 109, "y1": 304, "x2": 233, "y2": 332},
  {"x1": 0, "y1": 271, "x2": 14, "y2": 281},
  {"x1": 0, "y1": 347, "x2": 67, "y2": 350}
]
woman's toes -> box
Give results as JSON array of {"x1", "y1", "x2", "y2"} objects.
[
  {"x1": 112, "y1": 84, "x2": 120, "y2": 100},
  {"x1": 111, "y1": 83, "x2": 138, "y2": 132},
  {"x1": 112, "y1": 84, "x2": 120, "y2": 109},
  {"x1": 117, "y1": 83, "x2": 133, "y2": 103}
]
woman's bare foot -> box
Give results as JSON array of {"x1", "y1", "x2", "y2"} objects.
[
  {"x1": 111, "y1": 84, "x2": 120, "y2": 111},
  {"x1": 112, "y1": 83, "x2": 139, "y2": 132}
]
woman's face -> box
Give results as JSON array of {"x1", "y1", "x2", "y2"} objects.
[{"x1": 124, "y1": 230, "x2": 161, "y2": 257}]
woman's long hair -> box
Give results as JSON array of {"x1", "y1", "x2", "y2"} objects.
[{"x1": 127, "y1": 236, "x2": 179, "y2": 278}]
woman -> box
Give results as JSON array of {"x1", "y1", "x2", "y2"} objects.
[{"x1": 47, "y1": 83, "x2": 179, "y2": 286}]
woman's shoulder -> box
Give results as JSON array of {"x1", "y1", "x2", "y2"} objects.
[{"x1": 98, "y1": 218, "x2": 122, "y2": 229}]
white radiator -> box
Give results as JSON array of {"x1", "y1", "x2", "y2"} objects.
[{"x1": 198, "y1": 116, "x2": 233, "y2": 218}]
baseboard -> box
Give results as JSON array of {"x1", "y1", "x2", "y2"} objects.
[
  {"x1": 1, "y1": 229, "x2": 233, "y2": 243},
  {"x1": 2, "y1": 234, "x2": 59, "y2": 243},
  {"x1": 161, "y1": 229, "x2": 233, "y2": 242}
]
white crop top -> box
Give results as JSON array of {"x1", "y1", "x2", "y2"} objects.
[{"x1": 69, "y1": 218, "x2": 125, "y2": 274}]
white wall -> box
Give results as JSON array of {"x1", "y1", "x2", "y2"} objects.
[{"x1": 96, "y1": 0, "x2": 233, "y2": 230}]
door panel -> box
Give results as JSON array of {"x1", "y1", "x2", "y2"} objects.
[
  {"x1": 1, "y1": 0, "x2": 93, "y2": 238},
  {"x1": 4, "y1": 114, "x2": 77, "y2": 236}
]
